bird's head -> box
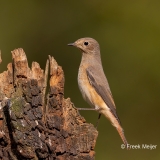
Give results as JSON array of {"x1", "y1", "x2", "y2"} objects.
[{"x1": 68, "y1": 37, "x2": 100, "y2": 55}]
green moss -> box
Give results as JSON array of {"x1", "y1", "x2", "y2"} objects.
[
  {"x1": 10, "y1": 96, "x2": 24, "y2": 119},
  {"x1": 12, "y1": 120, "x2": 31, "y2": 132}
]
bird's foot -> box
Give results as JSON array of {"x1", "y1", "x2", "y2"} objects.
[
  {"x1": 77, "y1": 108, "x2": 97, "y2": 111},
  {"x1": 95, "y1": 113, "x2": 101, "y2": 129}
]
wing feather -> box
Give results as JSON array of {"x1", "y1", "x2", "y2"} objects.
[{"x1": 86, "y1": 67, "x2": 121, "y2": 124}]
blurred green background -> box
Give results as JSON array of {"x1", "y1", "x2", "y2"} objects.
[{"x1": 0, "y1": 1, "x2": 160, "y2": 159}]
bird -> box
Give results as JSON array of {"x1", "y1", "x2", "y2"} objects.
[{"x1": 68, "y1": 37, "x2": 128, "y2": 147}]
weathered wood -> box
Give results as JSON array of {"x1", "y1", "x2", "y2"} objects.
[{"x1": 0, "y1": 49, "x2": 98, "y2": 160}]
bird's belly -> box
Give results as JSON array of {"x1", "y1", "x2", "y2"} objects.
[
  {"x1": 78, "y1": 77, "x2": 94, "y2": 108},
  {"x1": 78, "y1": 69, "x2": 107, "y2": 111}
]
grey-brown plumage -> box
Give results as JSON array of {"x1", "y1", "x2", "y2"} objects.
[{"x1": 68, "y1": 37, "x2": 128, "y2": 146}]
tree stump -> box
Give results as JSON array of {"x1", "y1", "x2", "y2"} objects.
[{"x1": 0, "y1": 49, "x2": 98, "y2": 160}]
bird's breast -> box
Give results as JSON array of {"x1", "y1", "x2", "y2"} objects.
[
  {"x1": 78, "y1": 64, "x2": 109, "y2": 112},
  {"x1": 78, "y1": 65, "x2": 94, "y2": 107}
]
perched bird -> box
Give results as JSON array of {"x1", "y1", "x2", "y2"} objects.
[{"x1": 68, "y1": 37, "x2": 128, "y2": 146}]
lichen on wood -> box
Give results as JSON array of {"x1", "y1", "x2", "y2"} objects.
[{"x1": 0, "y1": 48, "x2": 98, "y2": 160}]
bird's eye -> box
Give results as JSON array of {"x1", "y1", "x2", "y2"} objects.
[{"x1": 84, "y1": 42, "x2": 89, "y2": 46}]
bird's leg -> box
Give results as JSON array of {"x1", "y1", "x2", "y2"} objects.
[
  {"x1": 95, "y1": 113, "x2": 101, "y2": 129},
  {"x1": 77, "y1": 107, "x2": 101, "y2": 129},
  {"x1": 77, "y1": 108, "x2": 97, "y2": 111}
]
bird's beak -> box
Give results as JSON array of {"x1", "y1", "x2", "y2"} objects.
[{"x1": 67, "y1": 43, "x2": 75, "y2": 46}]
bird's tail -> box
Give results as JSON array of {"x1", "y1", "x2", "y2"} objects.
[
  {"x1": 116, "y1": 125, "x2": 128, "y2": 147},
  {"x1": 101, "y1": 109, "x2": 129, "y2": 149}
]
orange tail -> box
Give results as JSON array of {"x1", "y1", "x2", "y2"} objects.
[
  {"x1": 101, "y1": 109, "x2": 129, "y2": 148},
  {"x1": 116, "y1": 125, "x2": 128, "y2": 146}
]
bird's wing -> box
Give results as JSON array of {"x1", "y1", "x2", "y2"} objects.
[{"x1": 86, "y1": 66, "x2": 121, "y2": 123}]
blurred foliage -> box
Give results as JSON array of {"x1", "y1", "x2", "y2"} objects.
[{"x1": 0, "y1": 1, "x2": 160, "y2": 159}]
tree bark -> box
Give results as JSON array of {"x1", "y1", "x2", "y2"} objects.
[{"x1": 0, "y1": 49, "x2": 98, "y2": 160}]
